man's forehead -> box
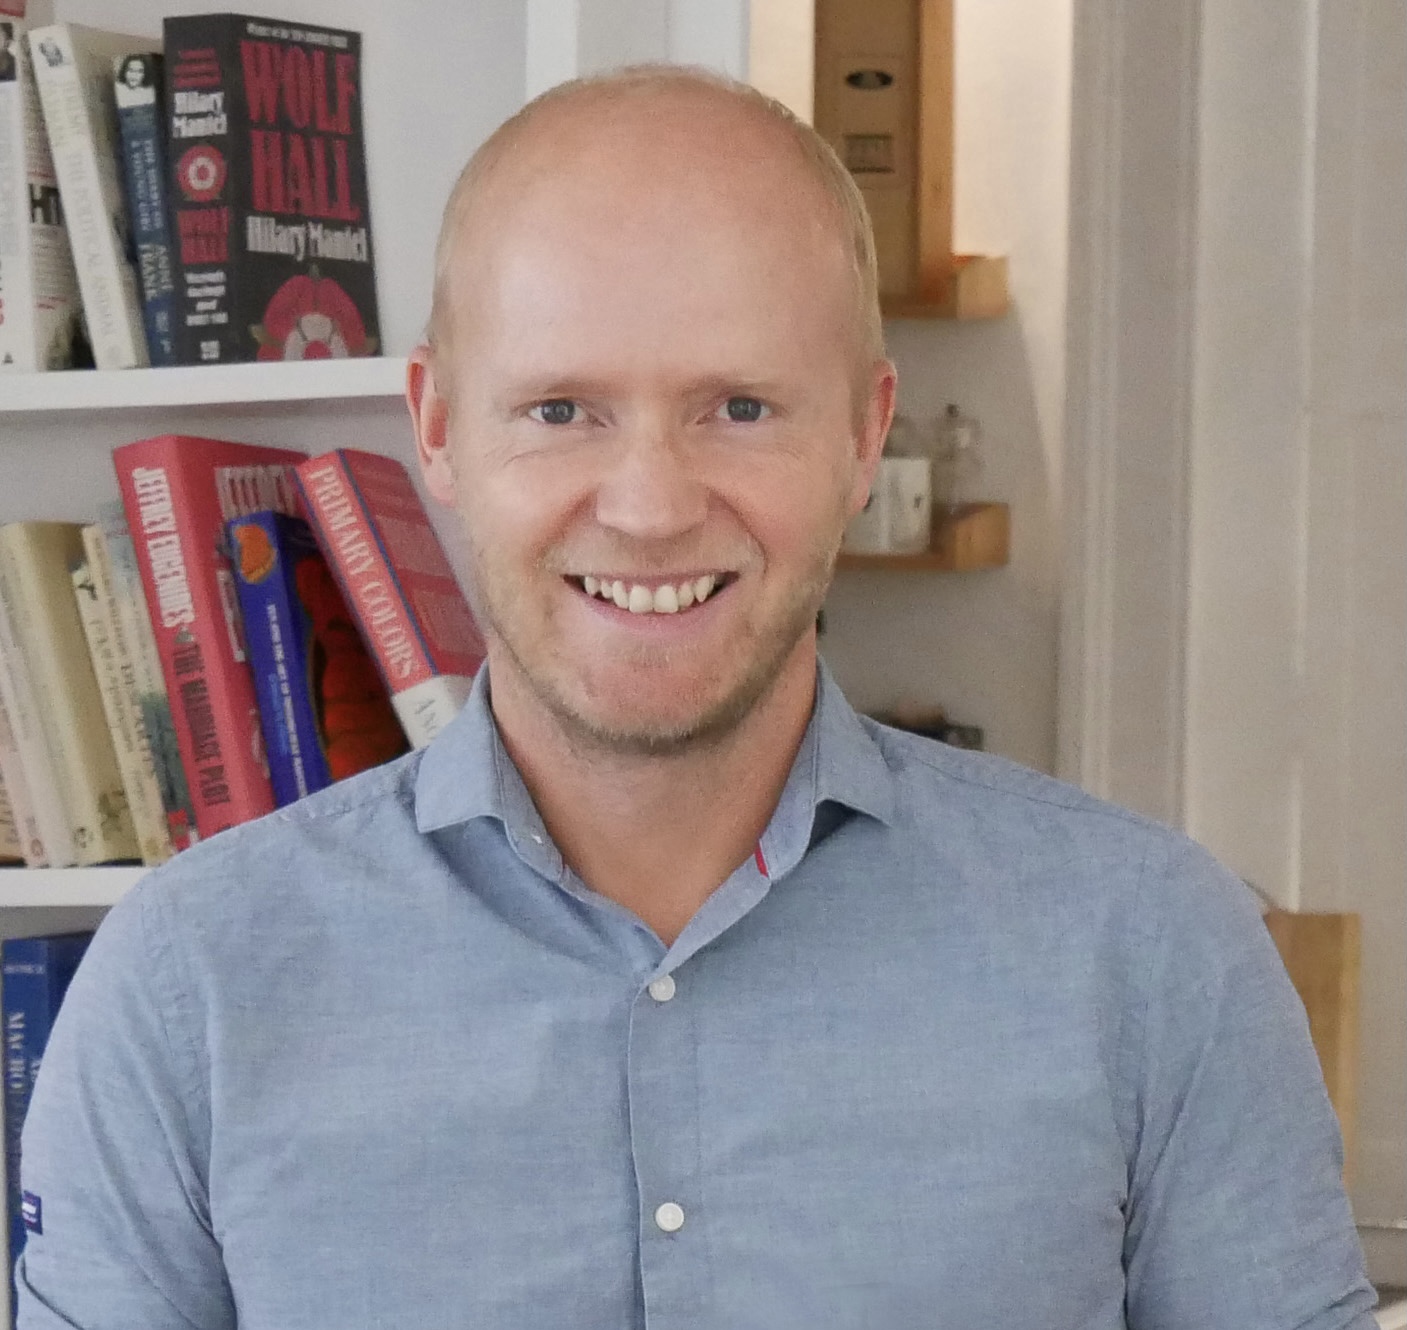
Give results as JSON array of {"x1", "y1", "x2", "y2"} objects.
[{"x1": 454, "y1": 88, "x2": 837, "y2": 265}]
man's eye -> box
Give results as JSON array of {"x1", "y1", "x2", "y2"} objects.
[
  {"x1": 529, "y1": 399, "x2": 581, "y2": 425},
  {"x1": 717, "y1": 396, "x2": 768, "y2": 424}
]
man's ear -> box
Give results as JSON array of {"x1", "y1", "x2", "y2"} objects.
[
  {"x1": 407, "y1": 344, "x2": 455, "y2": 507},
  {"x1": 847, "y1": 359, "x2": 898, "y2": 519}
]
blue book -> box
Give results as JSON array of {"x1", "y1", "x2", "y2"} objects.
[
  {"x1": 228, "y1": 512, "x2": 335, "y2": 807},
  {"x1": 114, "y1": 52, "x2": 178, "y2": 367},
  {"x1": 2, "y1": 932, "x2": 94, "y2": 1312}
]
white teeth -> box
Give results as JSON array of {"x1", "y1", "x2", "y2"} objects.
[{"x1": 582, "y1": 575, "x2": 723, "y2": 612}]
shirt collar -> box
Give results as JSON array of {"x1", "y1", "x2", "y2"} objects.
[{"x1": 413, "y1": 657, "x2": 895, "y2": 873}]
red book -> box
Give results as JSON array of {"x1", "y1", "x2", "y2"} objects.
[
  {"x1": 294, "y1": 449, "x2": 485, "y2": 748},
  {"x1": 113, "y1": 434, "x2": 306, "y2": 838}
]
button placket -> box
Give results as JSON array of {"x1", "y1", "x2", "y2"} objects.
[{"x1": 628, "y1": 963, "x2": 709, "y2": 1323}]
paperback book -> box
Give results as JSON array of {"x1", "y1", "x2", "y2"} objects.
[
  {"x1": 163, "y1": 13, "x2": 379, "y2": 364},
  {"x1": 96, "y1": 501, "x2": 197, "y2": 852},
  {"x1": 2, "y1": 932, "x2": 93, "y2": 1316},
  {"x1": 295, "y1": 449, "x2": 485, "y2": 748},
  {"x1": 73, "y1": 526, "x2": 173, "y2": 864},
  {"x1": 0, "y1": 521, "x2": 138, "y2": 865},
  {"x1": 0, "y1": 8, "x2": 84, "y2": 371},
  {"x1": 113, "y1": 50, "x2": 177, "y2": 366},
  {"x1": 228, "y1": 509, "x2": 405, "y2": 806},
  {"x1": 27, "y1": 23, "x2": 153, "y2": 369},
  {"x1": 113, "y1": 434, "x2": 305, "y2": 839}
]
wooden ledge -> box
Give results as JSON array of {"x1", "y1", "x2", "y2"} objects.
[
  {"x1": 881, "y1": 256, "x2": 1010, "y2": 321},
  {"x1": 1264, "y1": 909, "x2": 1361, "y2": 1184},
  {"x1": 838, "y1": 502, "x2": 1010, "y2": 572}
]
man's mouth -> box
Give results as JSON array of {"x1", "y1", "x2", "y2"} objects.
[{"x1": 566, "y1": 572, "x2": 736, "y2": 615}]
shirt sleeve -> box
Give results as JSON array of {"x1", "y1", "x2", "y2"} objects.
[
  {"x1": 1123, "y1": 837, "x2": 1379, "y2": 1330},
  {"x1": 15, "y1": 878, "x2": 236, "y2": 1330}
]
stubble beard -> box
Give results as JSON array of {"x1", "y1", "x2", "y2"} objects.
[{"x1": 471, "y1": 528, "x2": 844, "y2": 760}]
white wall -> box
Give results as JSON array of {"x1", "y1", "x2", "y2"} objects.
[
  {"x1": 818, "y1": 0, "x2": 1073, "y2": 773},
  {"x1": 1303, "y1": 0, "x2": 1405, "y2": 1273},
  {"x1": 1061, "y1": 0, "x2": 1406, "y2": 1277}
]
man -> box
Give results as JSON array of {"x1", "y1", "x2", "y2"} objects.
[{"x1": 18, "y1": 68, "x2": 1378, "y2": 1329}]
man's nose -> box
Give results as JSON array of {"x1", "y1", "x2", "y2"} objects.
[{"x1": 592, "y1": 424, "x2": 709, "y2": 541}]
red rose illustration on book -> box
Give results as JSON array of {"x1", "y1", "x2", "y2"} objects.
[{"x1": 252, "y1": 270, "x2": 379, "y2": 361}]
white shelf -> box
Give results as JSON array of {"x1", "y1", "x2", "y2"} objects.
[
  {"x1": 0, "y1": 357, "x2": 408, "y2": 414},
  {"x1": 0, "y1": 866, "x2": 145, "y2": 908}
]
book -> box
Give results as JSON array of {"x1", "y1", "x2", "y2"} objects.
[
  {"x1": 74, "y1": 527, "x2": 173, "y2": 864},
  {"x1": 96, "y1": 502, "x2": 197, "y2": 853},
  {"x1": 0, "y1": 522, "x2": 138, "y2": 865},
  {"x1": 113, "y1": 51, "x2": 176, "y2": 366},
  {"x1": 0, "y1": 692, "x2": 42, "y2": 865},
  {"x1": 228, "y1": 510, "x2": 406, "y2": 806},
  {"x1": 295, "y1": 450, "x2": 485, "y2": 748},
  {"x1": 112, "y1": 434, "x2": 306, "y2": 839},
  {"x1": 0, "y1": 11, "x2": 85, "y2": 372},
  {"x1": 27, "y1": 23, "x2": 152, "y2": 370},
  {"x1": 162, "y1": 13, "x2": 379, "y2": 364},
  {"x1": 0, "y1": 773, "x2": 20, "y2": 862},
  {"x1": 0, "y1": 542, "x2": 72, "y2": 867},
  {"x1": 2, "y1": 931, "x2": 93, "y2": 1314}
]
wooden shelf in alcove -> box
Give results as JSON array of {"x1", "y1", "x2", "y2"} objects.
[
  {"x1": 880, "y1": 256, "x2": 1010, "y2": 322},
  {"x1": 837, "y1": 501, "x2": 1009, "y2": 572}
]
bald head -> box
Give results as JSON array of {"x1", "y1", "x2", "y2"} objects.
[{"x1": 425, "y1": 66, "x2": 884, "y2": 385}]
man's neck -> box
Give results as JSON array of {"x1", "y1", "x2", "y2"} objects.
[{"x1": 490, "y1": 649, "x2": 818, "y2": 946}]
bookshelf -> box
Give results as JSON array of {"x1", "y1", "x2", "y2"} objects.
[
  {"x1": 0, "y1": 358, "x2": 409, "y2": 413},
  {"x1": 0, "y1": 866, "x2": 142, "y2": 908}
]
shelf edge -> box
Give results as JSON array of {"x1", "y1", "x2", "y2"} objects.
[
  {"x1": 0, "y1": 357, "x2": 409, "y2": 414},
  {"x1": 0, "y1": 865, "x2": 147, "y2": 908}
]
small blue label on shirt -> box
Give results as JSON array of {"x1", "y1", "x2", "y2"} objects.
[{"x1": 21, "y1": 1191, "x2": 41, "y2": 1234}]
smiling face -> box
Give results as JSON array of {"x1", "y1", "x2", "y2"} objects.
[{"x1": 413, "y1": 80, "x2": 893, "y2": 755}]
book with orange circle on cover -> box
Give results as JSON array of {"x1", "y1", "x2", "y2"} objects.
[
  {"x1": 113, "y1": 433, "x2": 306, "y2": 840},
  {"x1": 228, "y1": 509, "x2": 406, "y2": 808}
]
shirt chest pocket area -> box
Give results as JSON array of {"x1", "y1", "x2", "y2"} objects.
[{"x1": 695, "y1": 1000, "x2": 1129, "y2": 1290}]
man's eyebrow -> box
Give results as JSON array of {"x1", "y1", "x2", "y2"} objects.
[{"x1": 501, "y1": 373, "x2": 792, "y2": 404}]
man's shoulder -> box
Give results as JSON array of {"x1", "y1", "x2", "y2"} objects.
[
  {"x1": 859, "y1": 718, "x2": 1264, "y2": 968},
  {"x1": 126, "y1": 747, "x2": 429, "y2": 919},
  {"x1": 862, "y1": 716, "x2": 1163, "y2": 838}
]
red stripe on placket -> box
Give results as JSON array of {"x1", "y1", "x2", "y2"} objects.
[{"x1": 754, "y1": 843, "x2": 769, "y2": 878}]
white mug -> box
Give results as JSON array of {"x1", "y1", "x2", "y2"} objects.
[{"x1": 843, "y1": 457, "x2": 932, "y2": 555}]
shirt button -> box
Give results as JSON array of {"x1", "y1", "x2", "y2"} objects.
[
  {"x1": 654, "y1": 1202, "x2": 685, "y2": 1233},
  {"x1": 647, "y1": 975, "x2": 676, "y2": 1002}
]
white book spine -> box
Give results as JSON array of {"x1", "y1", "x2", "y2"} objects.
[
  {"x1": 28, "y1": 23, "x2": 148, "y2": 370},
  {"x1": 0, "y1": 770, "x2": 21, "y2": 861},
  {"x1": 0, "y1": 690, "x2": 44, "y2": 864},
  {"x1": 76, "y1": 526, "x2": 171, "y2": 865},
  {"x1": 0, "y1": 555, "x2": 76, "y2": 865},
  {"x1": 0, "y1": 19, "x2": 81, "y2": 372},
  {"x1": 390, "y1": 674, "x2": 474, "y2": 749},
  {"x1": 0, "y1": 524, "x2": 139, "y2": 865}
]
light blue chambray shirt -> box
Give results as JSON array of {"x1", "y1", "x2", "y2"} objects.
[{"x1": 18, "y1": 664, "x2": 1377, "y2": 1329}]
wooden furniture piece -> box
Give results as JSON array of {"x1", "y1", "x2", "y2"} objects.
[
  {"x1": 837, "y1": 501, "x2": 1009, "y2": 572},
  {"x1": 1263, "y1": 909, "x2": 1362, "y2": 1184},
  {"x1": 813, "y1": 0, "x2": 1008, "y2": 318}
]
